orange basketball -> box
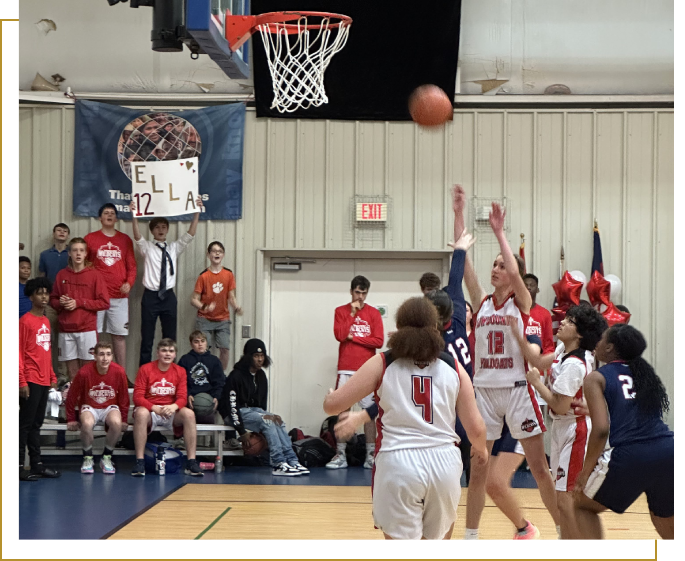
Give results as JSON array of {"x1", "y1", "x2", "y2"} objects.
[{"x1": 408, "y1": 85, "x2": 453, "y2": 127}]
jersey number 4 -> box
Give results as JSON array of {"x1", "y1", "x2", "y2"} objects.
[
  {"x1": 412, "y1": 375, "x2": 433, "y2": 424},
  {"x1": 448, "y1": 338, "x2": 471, "y2": 366},
  {"x1": 618, "y1": 375, "x2": 636, "y2": 400}
]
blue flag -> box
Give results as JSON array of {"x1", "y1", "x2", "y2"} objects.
[
  {"x1": 73, "y1": 100, "x2": 245, "y2": 220},
  {"x1": 591, "y1": 224, "x2": 604, "y2": 276}
]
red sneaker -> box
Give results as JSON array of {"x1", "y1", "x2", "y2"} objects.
[{"x1": 513, "y1": 521, "x2": 540, "y2": 540}]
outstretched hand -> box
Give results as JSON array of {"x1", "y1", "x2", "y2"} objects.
[
  {"x1": 448, "y1": 229, "x2": 476, "y2": 252},
  {"x1": 489, "y1": 202, "x2": 506, "y2": 234},
  {"x1": 452, "y1": 184, "x2": 466, "y2": 214}
]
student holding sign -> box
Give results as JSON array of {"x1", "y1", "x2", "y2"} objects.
[{"x1": 130, "y1": 196, "x2": 203, "y2": 367}]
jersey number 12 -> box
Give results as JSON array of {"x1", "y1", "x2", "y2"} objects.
[{"x1": 412, "y1": 375, "x2": 433, "y2": 424}]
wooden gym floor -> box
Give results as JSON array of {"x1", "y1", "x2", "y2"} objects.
[{"x1": 108, "y1": 484, "x2": 659, "y2": 540}]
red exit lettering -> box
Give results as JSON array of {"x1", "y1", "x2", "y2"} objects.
[{"x1": 362, "y1": 203, "x2": 382, "y2": 220}]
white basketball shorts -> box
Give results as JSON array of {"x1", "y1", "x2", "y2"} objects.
[
  {"x1": 550, "y1": 416, "x2": 591, "y2": 492},
  {"x1": 133, "y1": 406, "x2": 176, "y2": 433},
  {"x1": 474, "y1": 384, "x2": 546, "y2": 441},
  {"x1": 336, "y1": 370, "x2": 374, "y2": 409},
  {"x1": 97, "y1": 298, "x2": 129, "y2": 336},
  {"x1": 373, "y1": 445, "x2": 462, "y2": 540},
  {"x1": 58, "y1": 331, "x2": 98, "y2": 362},
  {"x1": 80, "y1": 404, "x2": 120, "y2": 426}
]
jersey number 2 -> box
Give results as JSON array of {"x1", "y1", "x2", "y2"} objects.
[
  {"x1": 412, "y1": 375, "x2": 433, "y2": 424},
  {"x1": 618, "y1": 375, "x2": 636, "y2": 400}
]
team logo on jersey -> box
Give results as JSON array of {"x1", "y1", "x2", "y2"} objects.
[
  {"x1": 521, "y1": 418, "x2": 538, "y2": 433},
  {"x1": 36, "y1": 324, "x2": 51, "y2": 352},
  {"x1": 556, "y1": 466, "x2": 566, "y2": 481},
  {"x1": 525, "y1": 319, "x2": 542, "y2": 337},
  {"x1": 212, "y1": 281, "x2": 224, "y2": 294},
  {"x1": 190, "y1": 363, "x2": 210, "y2": 385},
  {"x1": 349, "y1": 317, "x2": 371, "y2": 338},
  {"x1": 150, "y1": 378, "x2": 176, "y2": 396},
  {"x1": 97, "y1": 242, "x2": 122, "y2": 266},
  {"x1": 89, "y1": 381, "x2": 116, "y2": 404}
]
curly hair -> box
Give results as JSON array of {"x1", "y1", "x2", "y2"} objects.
[
  {"x1": 605, "y1": 324, "x2": 670, "y2": 416},
  {"x1": 419, "y1": 272, "x2": 441, "y2": 293},
  {"x1": 565, "y1": 305, "x2": 608, "y2": 351},
  {"x1": 388, "y1": 297, "x2": 445, "y2": 363}
]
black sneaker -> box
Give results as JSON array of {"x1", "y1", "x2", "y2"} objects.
[
  {"x1": 29, "y1": 463, "x2": 61, "y2": 478},
  {"x1": 131, "y1": 459, "x2": 146, "y2": 477},
  {"x1": 184, "y1": 459, "x2": 204, "y2": 477},
  {"x1": 289, "y1": 462, "x2": 310, "y2": 475},
  {"x1": 272, "y1": 462, "x2": 300, "y2": 476},
  {"x1": 20, "y1": 467, "x2": 40, "y2": 482}
]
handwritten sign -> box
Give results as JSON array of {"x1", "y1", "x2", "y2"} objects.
[{"x1": 131, "y1": 158, "x2": 200, "y2": 217}]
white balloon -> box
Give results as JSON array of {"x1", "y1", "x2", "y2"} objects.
[
  {"x1": 569, "y1": 270, "x2": 587, "y2": 289},
  {"x1": 604, "y1": 274, "x2": 622, "y2": 302}
]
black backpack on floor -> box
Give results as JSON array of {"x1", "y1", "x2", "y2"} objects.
[{"x1": 292, "y1": 437, "x2": 335, "y2": 468}]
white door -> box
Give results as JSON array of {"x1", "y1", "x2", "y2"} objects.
[{"x1": 269, "y1": 257, "x2": 443, "y2": 436}]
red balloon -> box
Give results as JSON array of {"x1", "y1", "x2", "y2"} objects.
[
  {"x1": 601, "y1": 302, "x2": 631, "y2": 327},
  {"x1": 552, "y1": 271, "x2": 584, "y2": 308},
  {"x1": 586, "y1": 271, "x2": 611, "y2": 308}
]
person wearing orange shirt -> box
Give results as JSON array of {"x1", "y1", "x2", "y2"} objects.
[{"x1": 191, "y1": 241, "x2": 243, "y2": 371}]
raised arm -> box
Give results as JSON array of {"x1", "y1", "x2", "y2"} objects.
[
  {"x1": 187, "y1": 196, "x2": 204, "y2": 237},
  {"x1": 489, "y1": 203, "x2": 532, "y2": 313},
  {"x1": 129, "y1": 199, "x2": 142, "y2": 241},
  {"x1": 452, "y1": 184, "x2": 466, "y2": 242},
  {"x1": 324, "y1": 354, "x2": 383, "y2": 415},
  {"x1": 464, "y1": 254, "x2": 487, "y2": 313}
]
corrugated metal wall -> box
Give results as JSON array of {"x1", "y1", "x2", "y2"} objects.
[{"x1": 19, "y1": 105, "x2": 674, "y2": 425}]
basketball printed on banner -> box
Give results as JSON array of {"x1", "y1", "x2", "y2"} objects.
[{"x1": 408, "y1": 85, "x2": 453, "y2": 127}]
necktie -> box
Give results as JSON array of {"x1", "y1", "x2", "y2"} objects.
[{"x1": 156, "y1": 243, "x2": 174, "y2": 299}]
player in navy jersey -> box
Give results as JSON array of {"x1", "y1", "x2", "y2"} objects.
[
  {"x1": 572, "y1": 324, "x2": 673, "y2": 539},
  {"x1": 324, "y1": 297, "x2": 487, "y2": 540}
]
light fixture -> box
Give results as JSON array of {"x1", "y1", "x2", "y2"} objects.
[{"x1": 273, "y1": 262, "x2": 301, "y2": 271}]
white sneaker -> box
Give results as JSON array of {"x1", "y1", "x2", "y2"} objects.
[
  {"x1": 290, "y1": 462, "x2": 310, "y2": 475},
  {"x1": 325, "y1": 453, "x2": 348, "y2": 470},
  {"x1": 363, "y1": 454, "x2": 374, "y2": 469},
  {"x1": 81, "y1": 456, "x2": 94, "y2": 474},
  {"x1": 100, "y1": 455, "x2": 116, "y2": 474},
  {"x1": 272, "y1": 462, "x2": 300, "y2": 477}
]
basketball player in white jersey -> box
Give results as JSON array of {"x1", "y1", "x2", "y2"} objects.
[
  {"x1": 509, "y1": 305, "x2": 607, "y2": 538},
  {"x1": 461, "y1": 200, "x2": 561, "y2": 539},
  {"x1": 324, "y1": 297, "x2": 487, "y2": 540}
]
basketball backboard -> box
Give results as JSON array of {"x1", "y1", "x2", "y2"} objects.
[{"x1": 186, "y1": 0, "x2": 250, "y2": 79}]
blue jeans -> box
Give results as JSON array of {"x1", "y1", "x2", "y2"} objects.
[{"x1": 240, "y1": 407, "x2": 299, "y2": 467}]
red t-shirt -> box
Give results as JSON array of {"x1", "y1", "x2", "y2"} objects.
[
  {"x1": 194, "y1": 268, "x2": 237, "y2": 321},
  {"x1": 65, "y1": 362, "x2": 130, "y2": 422},
  {"x1": 85, "y1": 230, "x2": 137, "y2": 299},
  {"x1": 529, "y1": 303, "x2": 555, "y2": 354},
  {"x1": 19, "y1": 312, "x2": 56, "y2": 388},
  {"x1": 334, "y1": 303, "x2": 385, "y2": 371},
  {"x1": 133, "y1": 361, "x2": 187, "y2": 411}
]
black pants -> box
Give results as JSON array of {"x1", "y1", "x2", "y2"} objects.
[
  {"x1": 139, "y1": 288, "x2": 177, "y2": 365},
  {"x1": 19, "y1": 383, "x2": 50, "y2": 467}
]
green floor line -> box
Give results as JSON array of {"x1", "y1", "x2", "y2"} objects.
[{"x1": 194, "y1": 506, "x2": 232, "y2": 540}]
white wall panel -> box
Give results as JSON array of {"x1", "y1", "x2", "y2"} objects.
[{"x1": 19, "y1": 104, "x2": 674, "y2": 425}]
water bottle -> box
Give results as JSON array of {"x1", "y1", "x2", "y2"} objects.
[
  {"x1": 156, "y1": 446, "x2": 166, "y2": 476},
  {"x1": 215, "y1": 455, "x2": 222, "y2": 473}
]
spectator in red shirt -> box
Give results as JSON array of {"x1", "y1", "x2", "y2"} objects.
[
  {"x1": 50, "y1": 238, "x2": 110, "y2": 381},
  {"x1": 66, "y1": 341, "x2": 129, "y2": 475},
  {"x1": 19, "y1": 277, "x2": 61, "y2": 481},
  {"x1": 327, "y1": 275, "x2": 384, "y2": 470},
  {"x1": 85, "y1": 204, "x2": 137, "y2": 368},
  {"x1": 523, "y1": 274, "x2": 555, "y2": 355},
  {"x1": 131, "y1": 339, "x2": 203, "y2": 477}
]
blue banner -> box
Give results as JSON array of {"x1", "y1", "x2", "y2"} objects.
[{"x1": 73, "y1": 100, "x2": 244, "y2": 220}]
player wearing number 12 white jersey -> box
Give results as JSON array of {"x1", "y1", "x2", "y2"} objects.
[{"x1": 324, "y1": 297, "x2": 487, "y2": 540}]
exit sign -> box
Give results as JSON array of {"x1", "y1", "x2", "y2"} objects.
[{"x1": 356, "y1": 202, "x2": 387, "y2": 222}]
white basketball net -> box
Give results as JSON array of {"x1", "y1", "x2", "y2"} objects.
[{"x1": 257, "y1": 16, "x2": 351, "y2": 113}]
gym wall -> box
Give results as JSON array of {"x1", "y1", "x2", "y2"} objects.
[{"x1": 18, "y1": 105, "x2": 674, "y2": 427}]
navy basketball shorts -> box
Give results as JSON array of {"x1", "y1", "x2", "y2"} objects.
[
  {"x1": 490, "y1": 421, "x2": 524, "y2": 456},
  {"x1": 584, "y1": 436, "x2": 674, "y2": 518}
]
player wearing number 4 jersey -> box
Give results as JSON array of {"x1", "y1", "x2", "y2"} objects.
[
  {"x1": 324, "y1": 297, "x2": 487, "y2": 540},
  {"x1": 458, "y1": 188, "x2": 560, "y2": 540},
  {"x1": 572, "y1": 324, "x2": 674, "y2": 539}
]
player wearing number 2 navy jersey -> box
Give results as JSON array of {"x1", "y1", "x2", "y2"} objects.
[
  {"x1": 573, "y1": 324, "x2": 673, "y2": 540},
  {"x1": 323, "y1": 297, "x2": 487, "y2": 540}
]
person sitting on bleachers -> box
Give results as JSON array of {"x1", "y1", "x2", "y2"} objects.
[
  {"x1": 131, "y1": 338, "x2": 203, "y2": 477},
  {"x1": 65, "y1": 341, "x2": 129, "y2": 475},
  {"x1": 178, "y1": 330, "x2": 225, "y2": 423},
  {"x1": 219, "y1": 338, "x2": 309, "y2": 477}
]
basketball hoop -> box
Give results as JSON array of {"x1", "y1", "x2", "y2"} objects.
[{"x1": 225, "y1": 11, "x2": 352, "y2": 113}]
